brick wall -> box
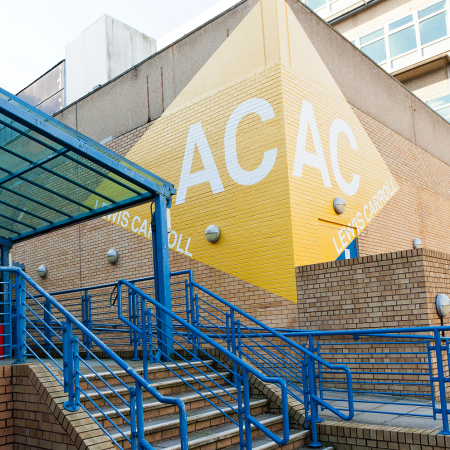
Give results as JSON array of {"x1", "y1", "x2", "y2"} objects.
[
  {"x1": 11, "y1": 215, "x2": 299, "y2": 331},
  {"x1": 296, "y1": 248, "x2": 432, "y2": 331},
  {"x1": 104, "y1": 123, "x2": 151, "y2": 157},
  {"x1": 12, "y1": 369, "x2": 77, "y2": 450},
  {"x1": 0, "y1": 366, "x2": 13, "y2": 450}
]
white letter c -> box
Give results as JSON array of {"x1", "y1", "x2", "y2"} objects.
[
  {"x1": 330, "y1": 119, "x2": 360, "y2": 196},
  {"x1": 224, "y1": 98, "x2": 277, "y2": 186}
]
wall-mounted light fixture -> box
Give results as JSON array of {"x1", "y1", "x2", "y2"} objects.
[
  {"x1": 436, "y1": 294, "x2": 450, "y2": 317},
  {"x1": 413, "y1": 238, "x2": 422, "y2": 249},
  {"x1": 106, "y1": 249, "x2": 119, "y2": 264},
  {"x1": 37, "y1": 265, "x2": 47, "y2": 278},
  {"x1": 333, "y1": 197, "x2": 346, "y2": 215},
  {"x1": 205, "y1": 225, "x2": 221, "y2": 243}
]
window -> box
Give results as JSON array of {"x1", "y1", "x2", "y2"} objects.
[
  {"x1": 389, "y1": 24, "x2": 417, "y2": 57},
  {"x1": 427, "y1": 93, "x2": 450, "y2": 121},
  {"x1": 354, "y1": 0, "x2": 450, "y2": 71},
  {"x1": 360, "y1": 28, "x2": 387, "y2": 63},
  {"x1": 305, "y1": 0, "x2": 326, "y2": 10},
  {"x1": 419, "y1": 1, "x2": 448, "y2": 45}
]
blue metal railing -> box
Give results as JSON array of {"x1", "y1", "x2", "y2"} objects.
[
  {"x1": 277, "y1": 327, "x2": 450, "y2": 435},
  {"x1": 31, "y1": 272, "x2": 190, "y2": 358},
  {"x1": 0, "y1": 276, "x2": 12, "y2": 359},
  {"x1": 30, "y1": 269, "x2": 356, "y2": 447},
  {"x1": 0, "y1": 267, "x2": 189, "y2": 450},
  {"x1": 117, "y1": 279, "x2": 291, "y2": 450},
  {"x1": 178, "y1": 276, "x2": 354, "y2": 447}
]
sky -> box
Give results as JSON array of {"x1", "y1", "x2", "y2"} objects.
[{"x1": 0, "y1": 0, "x2": 224, "y2": 94}]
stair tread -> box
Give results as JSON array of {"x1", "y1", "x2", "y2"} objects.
[
  {"x1": 81, "y1": 370, "x2": 231, "y2": 398},
  {"x1": 82, "y1": 359, "x2": 214, "y2": 380},
  {"x1": 90, "y1": 386, "x2": 240, "y2": 418},
  {"x1": 149, "y1": 413, "x2": 281, "y2": 449},
  {"x1": 225, "y1": 428, "x2": 310, "y2": 450},
  {"x1": 107, "y1": 398, "x2": 268, "y2": 438}
]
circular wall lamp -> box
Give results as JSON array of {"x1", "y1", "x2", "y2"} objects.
[
  {"x1": 333, "y1": 197, "x2": 346, "y2": 215},
  {"x1": 106, "y1": 249, "x2": 119, "y2": 264},
  {"x1": 413, "y1": 238, "x2": 423, "y2": 249},
  {"x1": 436, "y1": 294, "x2": 450, "y2": 317},
  {"x1": 205, "y1": 225, "x2": 221, "y2": 243},
  {"x1": 37, "y1": 265, "x2": 47, "y2": 279}
]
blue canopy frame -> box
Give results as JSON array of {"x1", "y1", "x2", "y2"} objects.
[
  {"x1": 0, "y1": 87, "x2": 175, "y2": 359},
  {"x1": 0, "y1": 87, "x2": 175, "y2": 243}
]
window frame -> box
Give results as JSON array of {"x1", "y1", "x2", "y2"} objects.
[
  {"x1": 351, "y1": 0, "x2": 450, "y2": 71},
  {"x1": 426, "y1": 91, "x2": 450, "y2": 121}
]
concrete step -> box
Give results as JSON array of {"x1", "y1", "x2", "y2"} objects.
[
  {"x1": 146, "y1": 413, "x2": 285, "y2": 450},
  {"x1": 225, "y1": 429, "x2": 312, "y2": 450},
  {"x1": 80, "y1": 371, "x2": 233, "y2": 407},
  {"x1": 107, "y1": 398, "x2": 269, "y2": 441},
  {"x1": 80, "y1": 359, "x2": 215, "y2": 390},
  {"x1": 90, "y1": 386, "x2": 240, "y2": 422}
]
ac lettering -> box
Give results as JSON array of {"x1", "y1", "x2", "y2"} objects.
[
  {"x1": 176, "y1": 99, "x2": 360, "y2": 205},
  {"x1": 176, "y1": 98, "x2": 277, "y2": 205},
  {"x1": 293, "y1": 101, "x2": 360, "y2": 196}
]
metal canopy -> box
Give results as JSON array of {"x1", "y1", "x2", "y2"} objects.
[{"x1": 0, "y1": 87, "x2": 175, "y2": 244}]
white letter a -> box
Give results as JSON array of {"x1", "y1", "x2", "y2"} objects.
[
  {"x1": 176, "y1": 123, "x2": 224, "y2": 205},
  {"x1": 292, "y1": 101, "x2": 331, "y2": 188}
]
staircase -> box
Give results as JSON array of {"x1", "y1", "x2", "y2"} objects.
[
  {"x1": 74, "y1": 358, "x2": 315, "y2": 450},
  {"x1": 0, "y1": 267, "x2": 342, "y2": 450}
]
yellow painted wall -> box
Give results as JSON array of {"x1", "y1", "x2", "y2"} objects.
[{"x1": 99, "y1": 0, "x2": 398, "y2": 303}]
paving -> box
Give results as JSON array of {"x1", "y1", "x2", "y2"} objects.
[{"x1": 318, "y1": 389, "x2": 444, "y2": 430}]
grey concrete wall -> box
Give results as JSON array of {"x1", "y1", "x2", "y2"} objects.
[
  {"x1": 55, "y1": 0, "x2": 256, "y2": 143},
  {"x1": 55, "y1": 0, "x2": 450, "y2": 167},
  {"x1": 286, "y1": 0, "x2": 450, "y2": 166}
]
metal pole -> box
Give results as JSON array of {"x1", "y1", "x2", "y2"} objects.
[
  {"x1": 151, "y1": 195, "x2": 173, "y2": 360},
  {"x1": 14, "y1": 274, "x2": 26, "y2": 363},
  {"x1": 308, "y1": 335, "x2": 321, "y2": 447},
  {"x1": 434, "y1": 329, "x2": 450, "y2": 434},
  {"x1": 63, "y1": 319, "x2": 79, "y2": 411}
]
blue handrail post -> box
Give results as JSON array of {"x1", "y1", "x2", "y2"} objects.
[
  {"x1": 73, "y1": 336, "x2": 80, "y2": 407},
  {"x1": 308, "y1": 335, "x2": 321, "y2": 448},
  {"x1": 242, "y1": 368, "x2": 252, "y2": 450},
  {"x1": 130, "y1": 385, "x2": 138, "y2": 450},
  {"x1": 44, "y1": 298, "x2": 52, "y2": 357},
  {"x1": 151, "y1": 195, "x2": 173, "y2": 361},
  {"x1": 14, "y1": 274, "x2": 26, "y2": 363},
  {"x1": 427, "y1": 340, "x2": 437, "y2": 420},
  {"x1": 230, "y1": 309, "x2": 245, "y2": 450},
  {"x1": 136, "y1": 383, "x2": 146, "y2": 450},
  {"x1": 140, "y1": 295, "x2": 149, "y2": 381},
  {"x1": 63, "y1": 319, "x2": 79, "y2": 411},
  {"x1": 434, "y1": 330, "x2": 450, "y2": 434}
]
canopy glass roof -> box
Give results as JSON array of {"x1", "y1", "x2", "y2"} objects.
[{"x1": 0, "y1": 87, "x2": 175, "y2": 244}]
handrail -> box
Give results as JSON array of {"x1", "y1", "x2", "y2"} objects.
[
  {"x1": 0, "y1": 267, "x2": 188, "y2": 450},
  {"x1": 117, "y1": 279, "x2": 291, "y2": 447},
  {"x1": 33, "y1": 270, "x2": 191, "y2": 297},
  {"x1": 191, "y1": 280, "x2": 354, "y2": 415}
]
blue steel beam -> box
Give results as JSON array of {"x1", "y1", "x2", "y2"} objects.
[
  {"x1": 0, "y1": 184, "x2": 72, "y2": 218},
  {"x1": 0, "y1": 224, "x2": 19, "y2": 236},
  {"x1": 5, "y1": 89, "x2": 174, "y2": 192},
  {"x1": 0, "y1": 144, "x2": 117, "y2": 204},
  {"x1": 0, "y1": 212, "x2": 35, "y2": 230},
  {"x1": 10, "y1": 192, "x2": 153, "y2": 243},
  {"x1": 0, "y1": 237, "x2": 12, "y2": 249},
  {"x1": 1, "y1": 174, "x2": 93, "y2": 213},
  {"x1": 0, "y1": 93, "x2": 175, "y2": 198},
  {"x1": 151, "y1": 196, "x2": 174, "y2": 360},
  {"x1": 0, "y1": 199, "x2": 53, "y2": 224},
  {"x1": 0, "y1": 119, "x2": 144, "y2": 197}
]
